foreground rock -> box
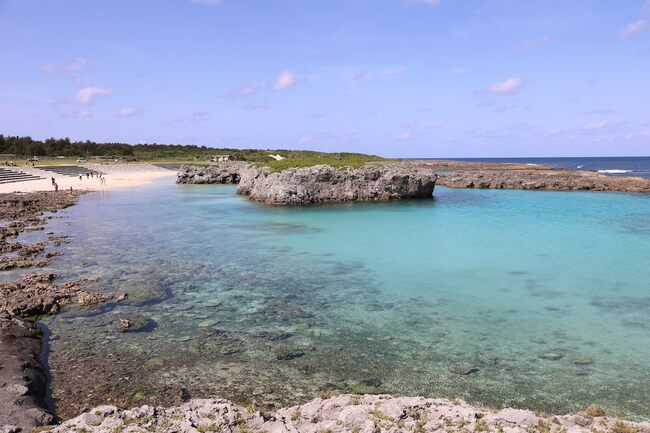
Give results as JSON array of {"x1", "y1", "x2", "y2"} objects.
[
  {"x1": 0, "y1": 313, "x2": 54, "y2": 432},
  {"x1": 237, "y1": 165, "x2": 436, "y2": 205},
  {"x1": 46, "y1": 395, "x2": 649, "y2": 433},
  {"x1": 0, "y1": 191, "x2": 112, "y2": 432},
  {"x1": 437, "y1": 169, "x2": 650, "y2": 192}
]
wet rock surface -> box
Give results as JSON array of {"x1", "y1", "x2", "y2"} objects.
[
  {"x1": 0, "y1": 313, "x2": 53, "y2": 432},
  {"x1": 46, "y1": 395, "x2": 650, "y2": 433}
]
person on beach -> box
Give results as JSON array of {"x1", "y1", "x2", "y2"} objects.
[
  {"x1": 51, "y1": 177, "x2": 55, "y2": 185},
  {"x1": 79, "y1": 174, "x2": 82, "y2": 181},
  {"x1": 54, "y1": 182, "x2": 58, "y2": 192},
  {"x1": 86, "y1": 172, "x2": 90, "y2": 179}
]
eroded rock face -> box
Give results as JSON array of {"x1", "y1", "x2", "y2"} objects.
[
  {"x1": 176, "y1": 163, "x2": 249, "y2": 185},
  {"x1": 237, "y1": 165, "x2": 437, "y2": 205},
  {"x1": 0, "y1": 313, "x2": 54, "y2": 432},
  {"x1": 45, "y1": 395, "x2": 650, "y2": 433}
]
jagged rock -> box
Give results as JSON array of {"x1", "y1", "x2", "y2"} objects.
[
  {"x1": 237, "y1": 165, "x2": 437, "y2": 205},
  {"x1": 44, "y1": 396, "x2": 648, "y2": 433},
  {"x1": 176, "y1": 162, "x2": 248, "y2": 184}
]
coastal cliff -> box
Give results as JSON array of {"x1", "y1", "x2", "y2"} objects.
[
  {"x1": 44, "y1": 395, "x2": 650, "y2": 433},
  {"x1": 178, "y1": 164, "x2": 437, "y2": 205}
]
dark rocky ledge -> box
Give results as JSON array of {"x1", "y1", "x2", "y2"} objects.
[
  {"x1": 0, "y1": 313, "x2": 54, "y2": 431},
  {"x1": 178, "y1": 164, "x2": 437, "y2": 205}
]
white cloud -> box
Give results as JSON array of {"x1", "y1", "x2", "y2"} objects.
[
  {"x1": 272, "y1": 69, "x2": 297, "y2": 91},
  {"x1": 40, "y1": 63, "x2": 55, "y2": 72},
  {"x1": 65, "y1": 58, "x2": 87, "y2": 72},
  {"x1": 584, "y1": 120, "x2": 610, "y2": 130},
  {"x1": 402, "y1": 0, "x2": 442, "y2": 6},
  {"x1": 516, "y1": 36, "x2": 552, "y2": 52},
  {"x1": 448, "y1": 67, "x2": 470, "y2": 75},
  {"x1": 190, "y1": 0, "x2": 223, "y2": 5},
  {"x1": 75, "y1": 87, "x2": 112, "y2": 104},
  {"x1": 618, "y1": 20, "x2": 647, "y2": 38},
  {"x1": 486, "y1": 77, "x2": 524, "y2": 95},
  {"x1": 226, "y1": 82, "x2": 259, "y2": 98},
  {"x1": 117, "y1": 107, "x2": 136, "y2": 117},
  {"x1": 429, "y1": 121, "x2": 444, "y2": 129}
]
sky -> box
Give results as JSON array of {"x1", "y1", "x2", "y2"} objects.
[{"x1": 1, "y1": 0, "x2": 649, "y2": 157}]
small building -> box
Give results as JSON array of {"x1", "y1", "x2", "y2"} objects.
[{"x1": 210, "y1": 155, "x2": 231, "y2": 162}]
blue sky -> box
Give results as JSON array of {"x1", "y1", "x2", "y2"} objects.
[{"x1": 1, "y1": 0, "x2": 649, "y2": 157}]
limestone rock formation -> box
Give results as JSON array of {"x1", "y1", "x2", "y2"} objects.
[{"x1": 237, "y1": 165, "x2": 436, "y2": 205}]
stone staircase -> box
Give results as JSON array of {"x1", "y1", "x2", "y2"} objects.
[{"x1": 0, "y1": 167, "x2": 44, "y2": 184}]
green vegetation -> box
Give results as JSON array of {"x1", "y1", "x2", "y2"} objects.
[{"x1": 0, "y1": 134, "x2": 386, "y2": 168}]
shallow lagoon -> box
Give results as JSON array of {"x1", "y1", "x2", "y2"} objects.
[{"x1": 41, "y1": 181, "x2": 650, "y2": 419}]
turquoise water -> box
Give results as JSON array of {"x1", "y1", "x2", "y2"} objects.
[{"x1": 39, "y1": 181, "x2": 650, "y2": 418}]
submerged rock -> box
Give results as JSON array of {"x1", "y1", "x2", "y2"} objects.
[
  {"x1": 274, "y1": 346, "x2": 306, "y2": 361},
  {"x1": 449, "y1": 362, "x2": 480, "y2": 375}
]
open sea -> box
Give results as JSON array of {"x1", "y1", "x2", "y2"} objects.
[
  {"x1": 10, "y1": 165, "x2": 649, "y2": 419},
  {"x1": 442, "y1": 156, "x2": 650, "y2": 179}
]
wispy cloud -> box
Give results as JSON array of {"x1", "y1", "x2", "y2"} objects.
[
  {"x1": 272, "y1": 69, "x2": 297, "y2": 91},
  {"x1": 40, "y1": 58, "x2": 88, "y2": 74},
  {"x1": 225, "y1": 82, "x2": 259, "y2": 99},
  {"x1": 244, "y1": 100, "x2": 268, "y2": 110},
  {"x1": 584, "y1": 120, "x2": 610, "y2": 130},
  {"x1": 75, "y1": 87, "x2": 112, "y2": 104},
  {"x1": 516, "y1": 36, "x2": 552, "y2": 52},
  {"x1": 618, "y1": 20, "x2": 647, "y2": 38},
  {"x1": 397, "y1": 132, "x2": 417, "y2": 141},
  {"x1": 117, "y1": 107, "x2": 137, "y2": 117},
  {"x1": 484, "y1": 77, "x2": 524, "y2": 95},
  {"x1": 352, "y1": 67, "x2": 403, "y2": 82},
  {"x1": 65, "y1": 58, "x2": 87, "y2": 73}
]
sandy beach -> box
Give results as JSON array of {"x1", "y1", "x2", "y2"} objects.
[{"x1": 0, "y1": 164, "x2": 176, "y2": 194}]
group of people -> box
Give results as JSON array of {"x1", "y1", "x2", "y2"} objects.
[{"x1": 52, "y1": 170, "x2": 107, "y2": 192}]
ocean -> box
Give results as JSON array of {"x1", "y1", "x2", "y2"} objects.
[{"x1": 28, "y1": 180, "x2": 650, "y2": 419}]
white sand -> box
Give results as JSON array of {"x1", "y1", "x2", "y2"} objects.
[{"x1": 0, "y1": 164, "x2": 177, "y2": 194}]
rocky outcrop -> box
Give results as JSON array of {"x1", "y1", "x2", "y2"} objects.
[
  {"x1": 176, "y1": 163, "x2": 249, "y2": 185},
  {"x1": 0, "y1": 273, "x2": 112, "y2": 317},
  {"x1": 237, "y1": 165, "x2": 437, "y2": 205},
  {"x1": 0, "y1": 313, "x2": 54, "y2": 432},
  {"x1": 44, "y1": 395, "x2": 650, "y2": 433},
  {"x1": 437, "y1": 169, "x2": 650, "y2": 192}
]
